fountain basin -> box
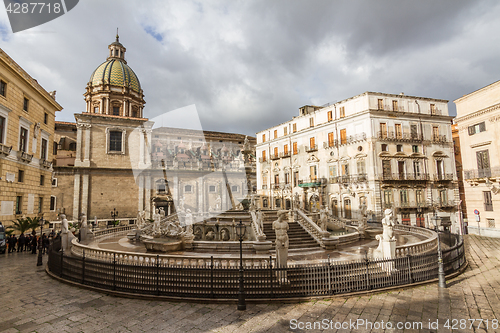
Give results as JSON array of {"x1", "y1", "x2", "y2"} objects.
[{"x1": 143, "y1": 237, "x2": 183, "y2": 252}]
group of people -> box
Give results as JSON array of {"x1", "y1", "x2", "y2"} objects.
[{"x1": 5, "y1": 229, "x2": 58, "y2": 254}]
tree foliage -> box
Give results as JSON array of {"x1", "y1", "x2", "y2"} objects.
[{"x1": 8, "y1": 217, "x2": 47, "y2": 234}]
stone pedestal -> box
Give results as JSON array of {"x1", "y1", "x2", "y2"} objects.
[
  {"x1": 322, "y1": 236, "x2": 339, "y2": 250},
  {"x1": 253, "y1": 240, "x2": 273, "y2": 254},
  {"x1": 382, "y1": 239, "x2": 396, "y2": 259}
]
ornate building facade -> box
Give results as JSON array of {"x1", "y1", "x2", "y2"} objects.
[
  {"x1": 454, "y1": 80, "x2": 500, "y2": 237},
  {"x1": 256, "y1": 92, "x2": 459, "y2": 230},
  {"x1": 49, "y1": 36, "x2": 256, "y2": 224},
  {"x1": 0, "y1": 48, "x2": 62, "y2": 227}
]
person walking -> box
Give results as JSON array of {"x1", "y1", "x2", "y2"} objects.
[
  {"x1": 17, "y1": 233, "x2": 26, "y2": 252},
  {"x1": 31, "y1": 233, "x2": 37, "y2": 254},
  {"x1": 8, "y1": 234, "x2": 17, "y2": 253},
  {"x1": 42, "y1": 234, "x2": 49, "y2": 254}
]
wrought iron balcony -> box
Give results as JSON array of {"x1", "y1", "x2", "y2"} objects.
[
  {"x1": 305, "y1": 144, "x2": 318, "y2": 152},
  {"x1": 380, "y1": 173, "x2": 429, "y2": 181},
  {"x1": 396, "y1": 201, "x2": 430, "y2": 209},
  {"x1": 19, "y1": 151, "x2": 33, "y2": 163},
  {"x1": 375, "y1": 105, "x2": 405, "y2": 112},
  {"x1": 430, "y1": 108, "x2": 443, "y2": 115},
  {"x1": 323, "y1": 133, "x2": 367, "y2": 148},
  {"x1": 463, "y1": 167, "x2": 500, "y2": 180},
  {"x1": 279, "y1": 151, "x2": 291, "y2": 158},
  {"x1": 0, "y1": 143, "x2": 12, "y2": 156},
  {"x1": 431, "y1": 135, "x2": 448, "y2": 143},
  {"x1": 436, "y1": 200, "x2": 456, "y2": 208},
  {"x1": 377, "y1": 131, "x2": 423, "y2": 142},
  {"x1": 329, "y1": 174, "x2": 367, "y2": 184},
  {"x1": 434, "y1": 173, "x2": 454, "y2": 181},
  {"x1": 270, "y1": 153, "x2": 280, "y2": 160},
  {"x1": 259, "y1": 157, "x2": 267, "y2": 163}
]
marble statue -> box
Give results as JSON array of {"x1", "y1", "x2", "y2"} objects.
[
  {"x1": 257, "y1": 209, "x2": 264, "y2": 233},
  {"x1": 205, "y1": 229, "x2": 215, "y2": 241},
  {"x1": 185, "y1": 209, "x2": 193, "y2": 226},
  {"x1": 159, "y1": 207, "x2": 165, "y2": 217},
  {"x1": 243, "y1": 135, "x2": 251, "y2": 152},
  {"x1": 381, "y1": 208, "x2": 396, "y2": 241},
  {"x1": 273, "y1": 210, "x2": 289, "y2": 268},
  {"x1": 221, "y1": 228, "x2": 229, "y2": 241},
  {"x1": 60, "y1": 214, "x2": 76, "y2": 252},
  {"x1": 358, "y1": 202, "x2": 368, "y2": 238},
  {"x1": 153, "y1": 209, "x2": 161, "y2": 234},
  {"x1": 215, "y1": 195, "x2": 221, "y2": 211},
  {"x1": 137, "y1": 210, "x2": 145, "y2": 228},
  {"x1": 319, "y1": 207, "x2": 328, "y2": 231}
]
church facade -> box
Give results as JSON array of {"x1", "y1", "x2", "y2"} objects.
[{"x1": 48, "y1": 36, "x2": 256, "y2": 225}]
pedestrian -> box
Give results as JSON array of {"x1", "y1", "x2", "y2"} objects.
[
  {"x1": 8, "y1": 234, "x2": 17, "y2": 253},
  {"x1": 42, "y1": 234, "x2": 49, "y2": 254},
  {"x1": 17, "y1": 233, "x2": 26, "y2": 252},
  {"x1": 31, "y1": 234, "x2": 37, "y2": 254}
]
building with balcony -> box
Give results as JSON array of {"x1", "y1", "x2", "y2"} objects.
[
  {"x1": 0, "y1": 48, "x2": 63, "y2": 227},
  {"x1": 454, "y1": 80, "x2": 500, "y2": 237},
  {"x1": 256, "y1": 91, "x2": 459, "y2": 229}
]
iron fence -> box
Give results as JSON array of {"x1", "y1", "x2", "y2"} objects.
[{"x1": 47, "y1": 236, "x2": 465, "y2": 300}]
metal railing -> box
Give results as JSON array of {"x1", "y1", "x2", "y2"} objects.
[
  {"x1": 323, "y1": 133, "x2": 367, "y2": 149},
  {"x1": 47, "y1": 234, "x2": 465, "y2": 300},
  {"x1": 379, "y1": 173, "x2": 430, "y2": 181},
  {"x1": 279, "y1": 151, "x2": 291, "y2": 158},
  {"x1": 431, "y1": 135, "x2": 448, "y2": 143},
  {"x1": 377, "y1": 131, "x2": 423, "y2": 142},
  {"x1": 270, "y1": 153, "x2": 280, "y2": 160},
  {"x1": 463, "y1": 167, "x2": 500, "y2": 179},
  {"x1": 434, "y1": 173, "x2": 454, "y2": 181},
  {"x1": 305, "y1": 144, "x2": 318, "y2": 152},
  {"x1": 329, "y1": 174, "x2": 367, "y2": 184}
]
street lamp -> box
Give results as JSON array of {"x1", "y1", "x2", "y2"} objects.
[
  {"x1": 110, "y1": 208, "x2": 119, "y2": 227},
  {"x1": 36, "y1": 216, "x2": 44, "y2": 266},
  {"x1": 432, "y1": 212, "x2": 447, "y2": 288},
  {"x1": 235, "y1": 219, "x2": 246, "y2": 311}
]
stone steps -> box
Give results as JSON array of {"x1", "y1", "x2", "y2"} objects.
[{"x1": 261, "y1": 212, "x2": 320, "y2": 250}]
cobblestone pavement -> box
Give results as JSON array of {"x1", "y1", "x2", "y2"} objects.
[{"x1": 0, "y1": 235, "x2": 499, "y2": 333}]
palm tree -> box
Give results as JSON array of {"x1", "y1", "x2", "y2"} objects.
[{"x1": 8, "y1": 217, "x2": 46, "y2": 234}]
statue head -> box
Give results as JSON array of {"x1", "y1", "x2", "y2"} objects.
[{"x1": 384, "y1": 208, "x2": 393, "y2": 217}]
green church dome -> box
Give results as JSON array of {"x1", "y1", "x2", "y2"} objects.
[{"x1": 89, "y1": 59, "x2": 141, "y2": 93}]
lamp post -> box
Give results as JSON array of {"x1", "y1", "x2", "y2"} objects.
[
  {"x1": 36, "y1": 216, "x2": 44, "y2": 266},
  {"x1": 235, "y1": 219, "x2": 246, "y2": 311},
  {"x1": 110, "y1": 208, "x2": 119, "y2": 227},
  {"x1": 432, "y1": 212, "x2": 447, "y2": 288}
]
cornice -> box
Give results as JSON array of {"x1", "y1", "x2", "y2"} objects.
[{"x1": 455, "y1": 102, "x2": 500, "y2": 124}]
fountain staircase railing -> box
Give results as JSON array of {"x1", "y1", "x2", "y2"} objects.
[{"x1": 295, "y1": 210, "x2": 330, "y2": 248}]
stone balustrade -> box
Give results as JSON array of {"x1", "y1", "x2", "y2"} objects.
[
  {"x1": 71, "y1": 237, "x2": 274, "y2": 268},
  {"x1": 296, "y1": 210, "x2": 330, "y2": 247},
  {"x1": 393, "y1": 224, "x2": 438, "y2": 257}
]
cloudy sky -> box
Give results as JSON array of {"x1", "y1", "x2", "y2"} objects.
[{"x1": 1, "y1": 0, "x2": 499, "y2": 136}]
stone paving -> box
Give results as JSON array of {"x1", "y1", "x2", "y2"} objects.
[{"x1": 0, "y1": 235, "x2": 498, "y2": 333}]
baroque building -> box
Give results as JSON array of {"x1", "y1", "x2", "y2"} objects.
[
  {"x1": 0, "y1": 47, "x2": 62, "y2": 227},
  {"x1": 49, "y1": 36, "x2": 256, "y2": 225},
  {"x1": 256, "y1": 91, "x2": 459, "y2": 230},
  {"x1": 454, "y1": 80, "x2": 500, "y2": 237}
]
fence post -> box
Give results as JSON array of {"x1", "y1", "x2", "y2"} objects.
[
  {"x1": 269, "y1": 256, "x2": 273, "y2": 298},
  {"x1": 156, "y1": 255, "x2": 160, "y2": 296},
  {"x1": 60, "y1": 249, "x2": 64, "y2": 278},
  {"x1": 327, "y1": 254, "x2": 332, "y2": 295},
  {"x1": 82, "y1": 250, "x2": 85, "y2": 285},
  {"x1": 210, "y1": 256, "x2": 214, "y2": 298},
  {"x1": 407, "y1": 255, "x2": 413, "y2": 284},
  {"x1": 113, "y1": 252, "x2": 116, "y2": 291},
  {"x1": 365, "y1": 258, "x2": 370, "y2": 290}
]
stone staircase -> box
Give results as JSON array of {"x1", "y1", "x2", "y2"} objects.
[{"x1": 261, "y1": 211, "x2": 321, "y2": 251}]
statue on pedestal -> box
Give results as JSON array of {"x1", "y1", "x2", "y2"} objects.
[
  {"x1": 318, "y1": 207, "x2": 328, "y2": 231},
  {"x1": 372, "y1": 209, "x2": 397, "y2": 268},
  {"x1": 358, "y1": 202, "x2": 368, "y2": 238},
  {"x1": 60, "y1": 214, "x2": 75, "y2": 252},
  {"x1": 273, "y1": 210, "x2": 289, "y2": 283}
]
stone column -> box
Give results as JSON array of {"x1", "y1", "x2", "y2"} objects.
[
  {"x1": 198, "y1": 178, "x2": 204, "y2": 213},
  {"x1": 73, "y1": 173, "x2": 80, "y2": 221},
  {"x1": 139, "y1": 130, "x2": 145, "y2": 165},
  {"x1": 123, "y1": 100, "x2": 127, "y2": 117},
  {"x1": 173, "y1": 175, "x2": 179, "y2": 209},
  {"x1": 83, "y1": 124, "x2": 91, "y2": 167},
  {"x1": 106, "y1": 97, "x2": 110, "y2": 115},
  {"x1": 75, "y1": 124, "x2": 83, "y2": 162},
  {"x1": 145, "y1": 176, "x2": 151, "y2": 219},
  {"x1": 81, "y1": 173, "x2": 89, "y2": 217},
  {"x1": 138, "y1": 175, "x2": 144, "y2": 213}
]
